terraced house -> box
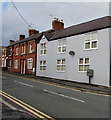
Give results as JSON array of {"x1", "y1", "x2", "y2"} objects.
[
  {"x1": 36, "y1": 16, "x2": 111, "y2": 87},
  {"x1": 6, "y1": 29, "x2": 42, "y2": 75}
]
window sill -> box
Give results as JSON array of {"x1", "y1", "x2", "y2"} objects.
[
  {"x1": 27, "y1": 68, "x2": 33, "y2": 70},
  {"x1": 40, "y1": 54, "x2": 46, "y2": 56},
  {"x1": 84, "y1": 48, "x2": 98, "y2": 51},
  {"x1": 39, "y1": 70, "x2": 46, "y2": 72},
  {"x1": 28, "y1": 51, "x2": 33, "y2": 54},
  {"x1": 21, "y1": 53, "x2": 26, "y2": 55},
  {"x1": 56, "y1": 71, "x2": 66, "y2": 73},
  {"x1": 8, "y1": 67, "x2": 12, "y2": 68},
  {"x1": 8, "y1": 55, "x2": 12, "y2": 57},
  {"x1": 57, "y1": 52, "x2": 66, "y2": 54},
  {"x1": 78, "y1": 71, "x2": 87, "y2": 73}
]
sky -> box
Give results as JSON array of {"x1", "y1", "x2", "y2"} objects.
[{"x1": 1, "y1": 1, "x2": 110, "y2": 46}]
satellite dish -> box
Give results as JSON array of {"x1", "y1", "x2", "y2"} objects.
[{"x1": 69, "y1": 51, "x2": 75, "y2": 56}]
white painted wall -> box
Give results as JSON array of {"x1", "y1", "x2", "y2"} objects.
[{"x1": 36, "y1": 28, "x2": 110, "y2": 86}]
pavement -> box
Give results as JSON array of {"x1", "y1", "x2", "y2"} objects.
[
  {"x1": 2, "y1": 71, "x2": 111, "y2": 95},
  {"x1": 1, "y1": 101, "x2": 38, "y2": 120}
]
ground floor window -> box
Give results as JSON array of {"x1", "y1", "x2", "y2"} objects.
[
  {"x1": 27, "y1": 58, "x2": 33, "y2": 69},
  {"x1": 57, "y1": 59, "x2": 66, "y2": 72},
  {"x1": 14, "y1": 60, "x2": 18, "y2": 69},
  {"x1": 2, "y1": 58, "x2": 6, "y2": 67},
  {"x1": 79, "y1": 58, "x2": 90, "y2": 72},
  {"x1": 39, "y1": 60, "x2": 46, "y2": 71}
]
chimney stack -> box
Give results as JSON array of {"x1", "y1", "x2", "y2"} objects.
[
  {"x1": 52, "y1": 17, "x2": 64, "y2": 30},
  {"x1": 10, "y1": 40, "x2": 15, "y2": 45},
  {"x1": 19, "y1": 34, "x2": 25, "y2": 40},
  {"x1": 29, "y1": 29, "x2": 39, "y2": 36}
]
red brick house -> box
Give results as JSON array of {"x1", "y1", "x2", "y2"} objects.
[
  {"x1": 1, "y1": 46, "x2": 7, "y2": 70},
  {"x1": 6, "y1": 29, "x2": 42, "y2": 75},
  {"x1": 5, "y1": 18, "x2": 64, "y2": 75}
]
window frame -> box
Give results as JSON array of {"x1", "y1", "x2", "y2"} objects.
[
  {"x1": 9, "y1": 48, "x2": 12, "y2": 56},
  {"x1": 27, "y1": 58, "x2": 33, "y2": 69},
  {"x1": 40, "y1": 43, "x2": 46, "y2": 56},
  {"x1": 15, "y1": 47, "x2": 18, "y2": 55},
  {"x1": 21, "y1": 45, "x2": 25, "y2": 54},
  {"x1": 84, "y1": 32, "x2": 98, "y2": 50},
  {"x1": 57, "y1": 39, "x2": 66, "y2": 54},
  {"x1": 14, "y1": 59, "x2": 18, "y2": 69},
  {"x1": 29, "y1": 44, "x2": 33, "y2": 53},
  {"x1": 56, "y1": 59, "x2": 66, "y2": 72},
  {"x1": 39, "y1": 60, "x2": 46, "y2": 71},
  {"x1": 78, "y1": 58, "x2": 90, "y2": 72}
]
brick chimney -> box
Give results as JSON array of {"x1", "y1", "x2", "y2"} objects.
[
  {"x1": 29, "y1": 29, "x2": 39, "y2": 36},
  {"x1": 19, "y1": 34, "x2": 25, "y2": 40},
  {"x1": 10, "y1": 40, "x2": 15, "y2": 45},
  {"x1": 52, "y1": 17, "x2": 64, "y2": 30}
]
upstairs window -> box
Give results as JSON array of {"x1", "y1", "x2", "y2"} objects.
[
  {"x1": 21, "y1": 45, "x2": 25, "y2": 54},
  {"x1": 40, "y1": 43, "x2": 46, "y2": 55},
  {"x1": 84, "y1": 32, "x2": 98, "y2": 50},
  {"x1": 2, "y1": 49, "x2": 6, "y2": 56},
  {"x1": 57, "y1": 40, "x2": 66, "y2": 53},
  {"x1": 9, "y1": 48, "x2": 12, "y2": 56},
  {"x1": 39, "y1": 60, "x2": 46, "y2": 71},
  {"x1": 79, "y1": 58, "x2": 90, "y2": 72},
  {"x1": 29, "y1": 44, "x2": 33, "y2": 53},
  {"x1": 57, "y1": 59, "x2": 66, "y2": 72},
  {"x1": 15, "y1": 47, "x2": 18, "y2": 55}
]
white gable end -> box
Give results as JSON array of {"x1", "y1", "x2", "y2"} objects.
[{"x1": 40, "y1": 35, "x2": 48, "y2": 43}]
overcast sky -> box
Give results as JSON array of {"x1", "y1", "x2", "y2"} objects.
[{"x1": 1, "y1": 1, "x2": 110, "y2": 46}]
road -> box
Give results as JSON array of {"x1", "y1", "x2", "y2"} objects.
[{"x1": 1, "y1": 72, "x2": 110, "y2": 119}]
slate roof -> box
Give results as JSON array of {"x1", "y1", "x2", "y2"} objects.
[
  {"x1": 50, "y1": 16, "x2": 111, "y2": 40},
  {"x1": 6, "y1": 33, "x2": 42, "y2": 47},
  {"x1": 6, "y1": 16, "x2": 111, "y2": 47}
]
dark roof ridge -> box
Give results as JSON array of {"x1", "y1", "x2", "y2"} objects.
[
  {"x1": 6, "y1": 32, "x2": 42, "y2": 47},
  {"x1": 50, "y1": 16, "x2": 111, "y2": 40}
]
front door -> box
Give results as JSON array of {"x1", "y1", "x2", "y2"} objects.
[
  {"x1": 23, "y1": 60, "x2": 25, "y2": 74},
  {"x1": 21, "y1": 59, "x2": 25, "y2": 74}
]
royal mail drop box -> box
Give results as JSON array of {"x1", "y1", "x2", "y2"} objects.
[{"x1": 87, "y1": 69, "x2": 94, "y2": 77}]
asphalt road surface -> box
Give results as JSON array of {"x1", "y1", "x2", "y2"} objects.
[{"x1": 1, "y1": 73, "x2": 110, "y2": 119}]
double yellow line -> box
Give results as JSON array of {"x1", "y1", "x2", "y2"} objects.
[{"x1": 0, "y1": 90, "x2": 54, "y2": 120}]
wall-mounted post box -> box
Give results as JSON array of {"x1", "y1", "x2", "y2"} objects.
[{"x1": 87, "y1": 69, "x2": 94, "y2": 77}]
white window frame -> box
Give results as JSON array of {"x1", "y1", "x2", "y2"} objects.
[
  {"x1": 84, "y1": 32, "x2": 98, "y2": 50},
  {"x1": 21, "y1": 45, "x2": 25, "y2": 54},
  {"x1": 56, "y1": 59, "x2": 66, "y2": 72},
  {"x1": 78, "y1": 58, "x2": 90, "y2": 72},
  {"x1": 2, "y1": 58, "x2": 6, "y2": 67},
  {"x1": 40, "y1": 43, "x2": 46, "y2": 55},
  {"x1": 39, "y1": 60, "x2": 46, "y2": 71},
  {"x1": 16, "y1": 47, "x2": 18, "y2": 55},
  {"x1": 27, "y1": 58, "x2": 33, "y2": 69},
  {"x1": 14, "y1": 60, "x2": 18, "y2": 69},
  {"x1": 9, "y1": 48, "x2": 12, "y2": 56},
  {"x1": 29, "y1": 44, "x2": 33, "y2": 53},
  {"x1": 57, "y1": 39, "x2": 66, "y2": 54},
  {"x1": 2, "y1": 49, "x2": 5, "y2": 57}
]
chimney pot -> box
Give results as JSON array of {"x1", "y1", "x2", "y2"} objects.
[
  {"x1": 52, "y1": 18, "x2": 64, "y2": 30},
  {"x1": 29, "y1": 29, "x2": 39, "y2": 36},
  {"x1": 10, "y1": 40, "x2": 15, "y2": 45},
  {"x1": 19, "y1": 34, "x2": 25, "y2": 40}
]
